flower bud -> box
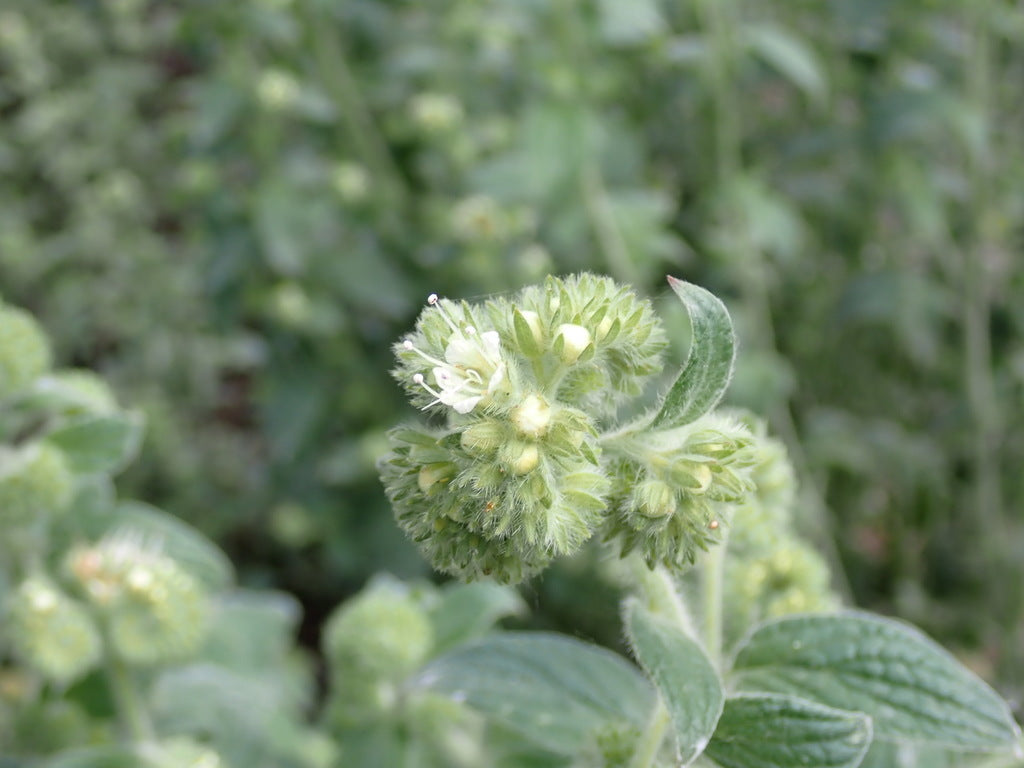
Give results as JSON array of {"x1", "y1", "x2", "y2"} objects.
[
  {"x1": 667, "y1": 460, "x2": 713, "y2": 494},
  {"x1": 459, "y1": 420, "x2": 506, "y2": 455},
  {"x1": 501, "y1": 442, "x2": 540, "y2": 475},
  {"x1": 67, "y1": 540, "x2": 209, "y2": 664},
  {"x1": 418, "y1": 462, "x2": 456, "y2": 495},
  {"x1": 323, "y1": 581, "x2": 433, "y2": 725},
  {"x1": 634, "y1": 479, "x2": 677, "y2": 519},
  {"x1": 0, "y1": 304, "x2": 51, "y2": 399},
  {"x1": 512, "y1": 394, "x2": 551, "y2": 438},
  {"x1": 555, "y1": 323, "x2": 592, "y2": 364},
  {"x1": 7, "y1": 577, "x2": 101, "y2": 684}
]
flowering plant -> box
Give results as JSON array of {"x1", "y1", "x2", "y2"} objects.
[{"x1": 379, "y1": 274, "x2": 1024, "y2": 768}]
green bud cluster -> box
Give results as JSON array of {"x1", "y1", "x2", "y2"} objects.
[
  {"x1": 720, "y1": 417, "x2": 838, "y2": 645},
  {"x1": 724, "y1": 539, "x2": 837, "y2": 645},
  {"x1": 322, "y1": 580, "x2": 434, "y2": 726},
  {"x1": 605, "y1": 413, "x2": 757, "y2": 570},
  {"x1": 499, "y1": 273, "x2": 667, "y2": 419},
  {"x1": 0, "y1": 303, "x2": 52, "y2": 400},
  {"x1": 384, "y1": 274, "x2": 663, "y2": 582},
  {"x1": 66, "y1": 537, "x2": 209, "y2": 664},
  {"x1": 6, "y1": 576, "x2": 102, "y2": 684},
  {"x1": 0, "y1": 442, "x2": 73, "y2": 530}
]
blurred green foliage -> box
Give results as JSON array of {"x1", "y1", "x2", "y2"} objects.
[{"x1": 2, "y1": 0, "x2": 1024, "y2": 699}]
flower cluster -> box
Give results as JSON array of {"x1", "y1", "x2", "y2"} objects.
[
  {"x1": 720, "y1": 418, "x2": 838, "y2": 645},
  {"x1": 605, "y1": 413, "x2": 757, "y2": 570},
  {"x1": 322, "y1": 579, "x2": 434, "y2": 726},
  {"x1": 66, "y1": 534, "x2": 209, "y2": 664},
  {"x1": 6, "y1": 576, "x2": 102, "y2": 684},
  {"x1": 384, "y1": 274, "x2": 665, "y2": 582}
]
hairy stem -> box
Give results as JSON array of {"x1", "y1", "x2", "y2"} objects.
[
  {"x1": 702, "y1": 532, "x2": 727, "y2": 667},
  {"x1": 629, "y1": 700, "x2": 671, "y2": 768}
]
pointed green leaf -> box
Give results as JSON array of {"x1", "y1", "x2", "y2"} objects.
[
  {"x1": 743, "y1": 24, "x2": 828, "y2": 105},
  {"x1": 650, "y1": 277, "x2": 736, "y2": 429},
  {"x1": 730, "y1": 612, "x2": 1021, "y2": 749},
  {"x1": 623, "y1": 599, "x2": 723, "y2": 764},
  {"x1": 705, "y1": 694, "x2": 872, "y2": 768},
  {"x1": 45, "y1": 412, "x2": 143, "y2": 475},
  {"x1": 412, "y1": 631, "x2": 653, "y2": 755},
  {"x1": 513, "y1": 309, "x2": 542, "y2": 358}
]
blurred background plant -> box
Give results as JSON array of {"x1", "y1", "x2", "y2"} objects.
[{"x1": 2, "y1": 0, "x2": 1024, "y2": 703}]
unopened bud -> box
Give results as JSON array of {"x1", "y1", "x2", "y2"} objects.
[
  {"x1": 555, "y1": 324, "x2": 591, "y2": 364},
  {"x1": 512, "y1": 394, "x2": 551, "y2": 438},
  {"x1": 502, "y1": 442, "x2": 540, "y2": 475},
  {"x1": 460, "y1": 421, "x2": 505, "y2": 455},
  {"x1": 418, "y1": 463, "x2": 455, "y2": 494},
  {"x1": 635, "y1": 480, "x2": 677, "y2": 519}
]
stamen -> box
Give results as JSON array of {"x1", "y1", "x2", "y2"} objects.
[
  {"x1": 403, "y1": 338, "x2": 446, "y2": 368},
  {"x1": 425, "y1": 292, "x2": 468, "y2": 335},
  {"x1": 412, "y1": 373, "x2": 444, "y2": 409}
]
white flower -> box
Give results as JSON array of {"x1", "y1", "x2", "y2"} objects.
[{"x1": 405, "y1": 294, "x2": 508, "y2": 414}]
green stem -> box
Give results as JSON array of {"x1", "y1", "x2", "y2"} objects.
[
  {"x1": 630, "y1": 560, "x2": 698, "y2": 638},
  {"x1": 702, "y1": 531, "x2": 727, "y2": 667},
  {"x1": 103, "y1": 643, "x2": 152, "y2": 743},
  {"x1": 695, "y1": 0, "x2": 742, "y2": 180},
  {"x1": 300, "y1": 0, "x2": 406, "y2": 205},
  {"x1": 963, "y1": 0, "x2": 1002, "y2": 542},
  {"x1": 629, "y1": 699, "x2": 671, "y2": 768}
]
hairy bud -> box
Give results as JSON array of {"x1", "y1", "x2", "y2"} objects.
[
  {"x1": 322, "y1": 580, "x2": 433, "y2": 725},
  {"x1": 67, "y1": 537, "x2": 209, "y2": 664},
  {"x1": 6, "y1": 577, "x2": 101, "y2": 684},
  {"x1": 605, "y1": 414, "x2": 757, "y2": 569}
]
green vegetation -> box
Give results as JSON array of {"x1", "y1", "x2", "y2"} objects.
[{"x1": 3, "y1": 0, "x2": 1024, "y2": 764}]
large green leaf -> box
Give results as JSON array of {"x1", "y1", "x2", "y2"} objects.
[
  {"x1": 45, "y1": 412, "x2": 143, "y2": 475},
  {"x1": 201, "y1": 590, "x2": 302, "y2": 672},
  {"x1": 650, "y1": 277, "x2": 736, "y2": 429},
  {"x1": 623, "y1": 599, "x2": 723, "y2": 765},
  {"x1": 412, "y1": 631, "x2": 653, "y2": 755},
  {"x1": 730, "y1": 612, "x2": 1021, "y2": 750},
  {"x1": 705, "y1": 694, "x2": 871, "y2": 768},
  {"x1": 428, "y1": 581, "x2": 526, "y2": 656}
]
